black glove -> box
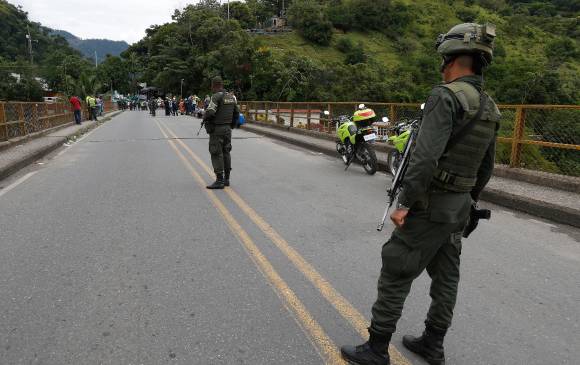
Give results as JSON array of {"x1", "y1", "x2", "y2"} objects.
[{"x1": 463, "y1": 203, "x2": 491, "y2": 238}]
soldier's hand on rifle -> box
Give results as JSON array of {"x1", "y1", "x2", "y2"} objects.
[{"x1": 390, "y1": 208, "x2": 409, "y2": 228}]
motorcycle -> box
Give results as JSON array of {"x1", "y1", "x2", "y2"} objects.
[
  {"x1": 325, "y1": 105, "x2": 386, "y2": 175},
  {"x1": 385, "y1": 104, "x2": 425, "y2": 176}
]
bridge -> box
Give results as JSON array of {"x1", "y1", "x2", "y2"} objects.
[{"x1": 0, "y1": 108, "x2": 578, "y2": 364}]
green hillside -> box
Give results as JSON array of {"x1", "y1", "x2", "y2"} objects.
[{"x1": 253, "y1": 0, "x2": 579, "y2": 104}]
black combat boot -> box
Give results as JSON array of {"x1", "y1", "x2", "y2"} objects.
[
  {"x1": 402, "y1": 325, "x2": 446, "y2": 365},
  {"x1": 224, "y1": 169, "x2": 231, "y2": 187},
  {"x1": 206, "y1": 173, "x2": 225, "y2": 189},
  {"x1": 341, "y1": 329, "x2": 391, "y2": 365}
]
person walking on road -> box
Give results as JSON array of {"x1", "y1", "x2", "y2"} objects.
[
  {"x1": 340, "y1": 23, "x2": 501, "y2": 365},
  {"x1": 203, "y1": 76, "x2": 239, "y2": 189},
  {"x1": 85, "y1": 95, "x2": 98, "y2": 121},
  {"x1": 69, "y1": 95, "x2": 82, "y2": 124},
  {"x1": 172, "y1": 97, "x2": 178, "y2": 116}
]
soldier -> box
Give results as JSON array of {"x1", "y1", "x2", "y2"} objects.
[
  {"x1": 341, "y1": 23, "x2": 501, "y2": 365},
  {"x1": 203, "y1": 76, "x2": 240, "y2": 189}
]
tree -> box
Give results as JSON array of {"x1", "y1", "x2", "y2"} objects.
[
  {"x1": 224, "y1": 1, "x2": 255, "y2": 28},
  {"x1": 97, "y1": 55, "x2": 130, "y2": 94},
  {"x1": 288, "y1": 0, "x2": 333, "y2": 46}
]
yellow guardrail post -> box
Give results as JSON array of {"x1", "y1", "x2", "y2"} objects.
[
  {"x1": 0, "y1": 103, "x2": 6, "y2": 141},
  {"x1": 18, "y1": 103, "x2": 26, "y2": 138},
  {"x1": 389, "y1": 104, "x2": 396, "y2": 123},
  {"x1": 306, "y1": 103, "x2": 311, "y2": 129},
  {"x1": 510, "y1": 106, "x2": 526, "y2": 168}
]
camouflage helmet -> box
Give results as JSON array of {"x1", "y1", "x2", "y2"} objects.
[{"x1": 436, "y1": 23, "x2": 496, "y2": 65}]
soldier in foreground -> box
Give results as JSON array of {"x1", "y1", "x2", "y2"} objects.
[
  {"x1": 341, "y1": 23, "x2": 501, "y2": 365},
  {"x1": 203, "y1": 76, "x2": 239, "y2": 189}
]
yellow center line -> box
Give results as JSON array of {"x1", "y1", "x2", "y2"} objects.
[
  {"x1": 154, "y1": 120, "x2": 345, "y2": 365},
  {"x1": 159, "y1": 120, "x2": 413, "y2": 365}
]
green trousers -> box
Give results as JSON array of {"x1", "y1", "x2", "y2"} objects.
[
  {"x1": 370, "y1": 202, "x2": 468, "y2": 335},
  {"x1": 208, "y1": 127, "x2": 232, "y2": 175}
]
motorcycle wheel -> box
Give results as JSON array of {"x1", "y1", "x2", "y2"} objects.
[
  {"x1": 360, "y1": 144, "x2": 377, "y2": 175},
  {"x1": 387, "y1": 150, "x2": 401, "y2": 176}
]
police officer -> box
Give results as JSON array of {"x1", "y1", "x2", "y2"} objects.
[
  {"x1": 341, "y1": 23, "x2": 501, "y2": 365},
  {"x1": 203, "y1": 76, "x2": 239, "y2": 189}
]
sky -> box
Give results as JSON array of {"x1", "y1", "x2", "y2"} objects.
[{"x1": 9, "y1": 0, "x2": 193, "y2": 44}]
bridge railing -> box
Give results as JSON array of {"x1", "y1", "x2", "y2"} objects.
[
  {"x1": 239, "y1": 101, "x2": 580, "y2": 177},
  {"x1": 0, "y1": 100, "x2": 118, "y2": 142}
]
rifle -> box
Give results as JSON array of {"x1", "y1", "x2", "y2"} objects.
[
  {"x1": 377, "y1": 118, "x2": 421, "y2": 231},
  {"x1": 197, "y1": 120, "x2": 205, "y2": 136}
]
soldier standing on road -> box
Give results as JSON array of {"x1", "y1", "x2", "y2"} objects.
[
  {"x1": 203, "y1": 76, "x2": 239, "y2": 189},
  {"x1": 341, "y1": 23, "x2": 501, "y2": 365}
]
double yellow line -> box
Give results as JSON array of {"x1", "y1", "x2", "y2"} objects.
[{"x1": 155, "y1": 120, "x2": 412, "y2": 365}]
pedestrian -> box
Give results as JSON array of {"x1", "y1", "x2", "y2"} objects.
[
  {"x1": 172, "y1": 97, "x2": 178, "y2": 116},
  {"x1": 203, "y1": 76, "x2": 239, "y2": 189},
  {"x1": 203, "y1": 94, "x2": 210, "y2": 109},
  {"x1": 86, "y1": 95, "x2": 98, "y2": 121},
  {"x1": 96, "y1": 96, "x2": 103, "y2": 116},
  {"x1": 340, "y1": 22, "x2": 500, "y2": 365},
  {"x1": 164, "y1": 98, "x2": 171, "y2": 116},
  {"x1": 185, "y1": 97, "x2": 191, "y2": 115},
  {"x1": 148, "y1": 98, "x2": 156, "y2": 117},
  {"x1": 69, "y1": 95, "x2": 82, "y2": 124},
  {"x1": 179, "y1": 98, "x2": 185, "y2": 115}
]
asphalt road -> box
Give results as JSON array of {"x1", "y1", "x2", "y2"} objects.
[{"x1": 1, "y1": 111, "x2": 578, "y2": 365}]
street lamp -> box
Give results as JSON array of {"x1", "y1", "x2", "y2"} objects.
[{"x1": 180, "y1": 79, "x2": 184, "y2": 99}]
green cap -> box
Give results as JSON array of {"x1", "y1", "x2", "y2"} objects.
[{"x1": 436, "y1": 23, "x2": 496, "y2": 64}]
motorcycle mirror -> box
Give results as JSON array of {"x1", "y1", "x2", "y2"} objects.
[
  {"x1": 382, "y1": 116, "x2": 389, "y2": 123},
  {"x1": 323, "y1": 110, "x2": 330, "y2": 116},
  {"x1": 420, "y1": 103, "x2": 425, "y2": 110},
  {"x1": 358, "y1": 104, "x2": 365, "y2": 110}
]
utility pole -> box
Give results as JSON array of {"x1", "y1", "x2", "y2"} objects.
[
  {"x1": 94, "y1": 51, "x2": 98, "y2": 67},
  {"x1": 180, "y1": 79, "x2": 184, "y2": 99},
  {"x1": 227, "y1": 0, "x2": 230, "y2": 20},
  {"x1": 25, "y1": 25, "x2": 33, "y2": 65}
]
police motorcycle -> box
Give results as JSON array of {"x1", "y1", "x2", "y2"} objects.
[
  {"x1": 325, "y1": 105, "x2": 385, "y2": 175},
  {"x1": 386, "y1": 120, "x2": 414, "y2": 176},
  {"x1": 385, "y1": 104, "x2": 427, "y2": 176}
]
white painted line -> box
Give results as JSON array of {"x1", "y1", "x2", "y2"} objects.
[{"x1": 0, "y1": 171, "x2": 37, "y2": 198}]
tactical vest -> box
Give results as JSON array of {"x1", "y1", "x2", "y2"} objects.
[
  {"x1": 213, "y1": 92, "x2": 237, "y2": 125},
  {"x1": 431, "y1": 81, "x2": 500, "y2": 192}
]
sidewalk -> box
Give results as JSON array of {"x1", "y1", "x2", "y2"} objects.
[
  {"x1": 0, "y1": 111, "x2": 123, "y2": 181},
  {"x1": 243, "y1": 121, "x2": 580, "y2": 228}
]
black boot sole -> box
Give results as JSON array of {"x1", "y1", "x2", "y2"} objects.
[
  {"x1": 340, "y1": 347, "x2": 390, "y2": 365},
  {"x1": 402, "y1": 338, "x2": 445, "y2": 365}
]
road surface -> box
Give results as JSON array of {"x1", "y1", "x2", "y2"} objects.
[{"x1": 1, "y1": 111, "x2": 578, "y2": 364}]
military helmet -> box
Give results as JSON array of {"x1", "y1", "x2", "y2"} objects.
[
  {"x1": 352, "y1": 108, "x2": 376, "y2": 122},
  {"x1": 436, "y1": 23, "x2": 496, "y2": 64}
]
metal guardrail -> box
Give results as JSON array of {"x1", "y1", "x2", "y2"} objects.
[
  {"x1": 240, "y1": 101, "x2": 580, "y2": 177},
  {"x1": 0, "y1": 100, "x2": 118, "y2": 142}
]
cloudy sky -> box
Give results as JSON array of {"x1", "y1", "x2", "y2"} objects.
[{"x1": 10, "y1": 0, "x2": 194, "y2": 44}]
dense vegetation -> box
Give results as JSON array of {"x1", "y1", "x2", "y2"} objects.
[
  {"x1": 0, "y1": 0, "x2": 135, "y2": 101},
  {"x1": 0, "y1": 0, "x2": 577, "y2": 174},
  {"x1": 120, "y1": 0, "x2": 579, "y2": 106}
]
